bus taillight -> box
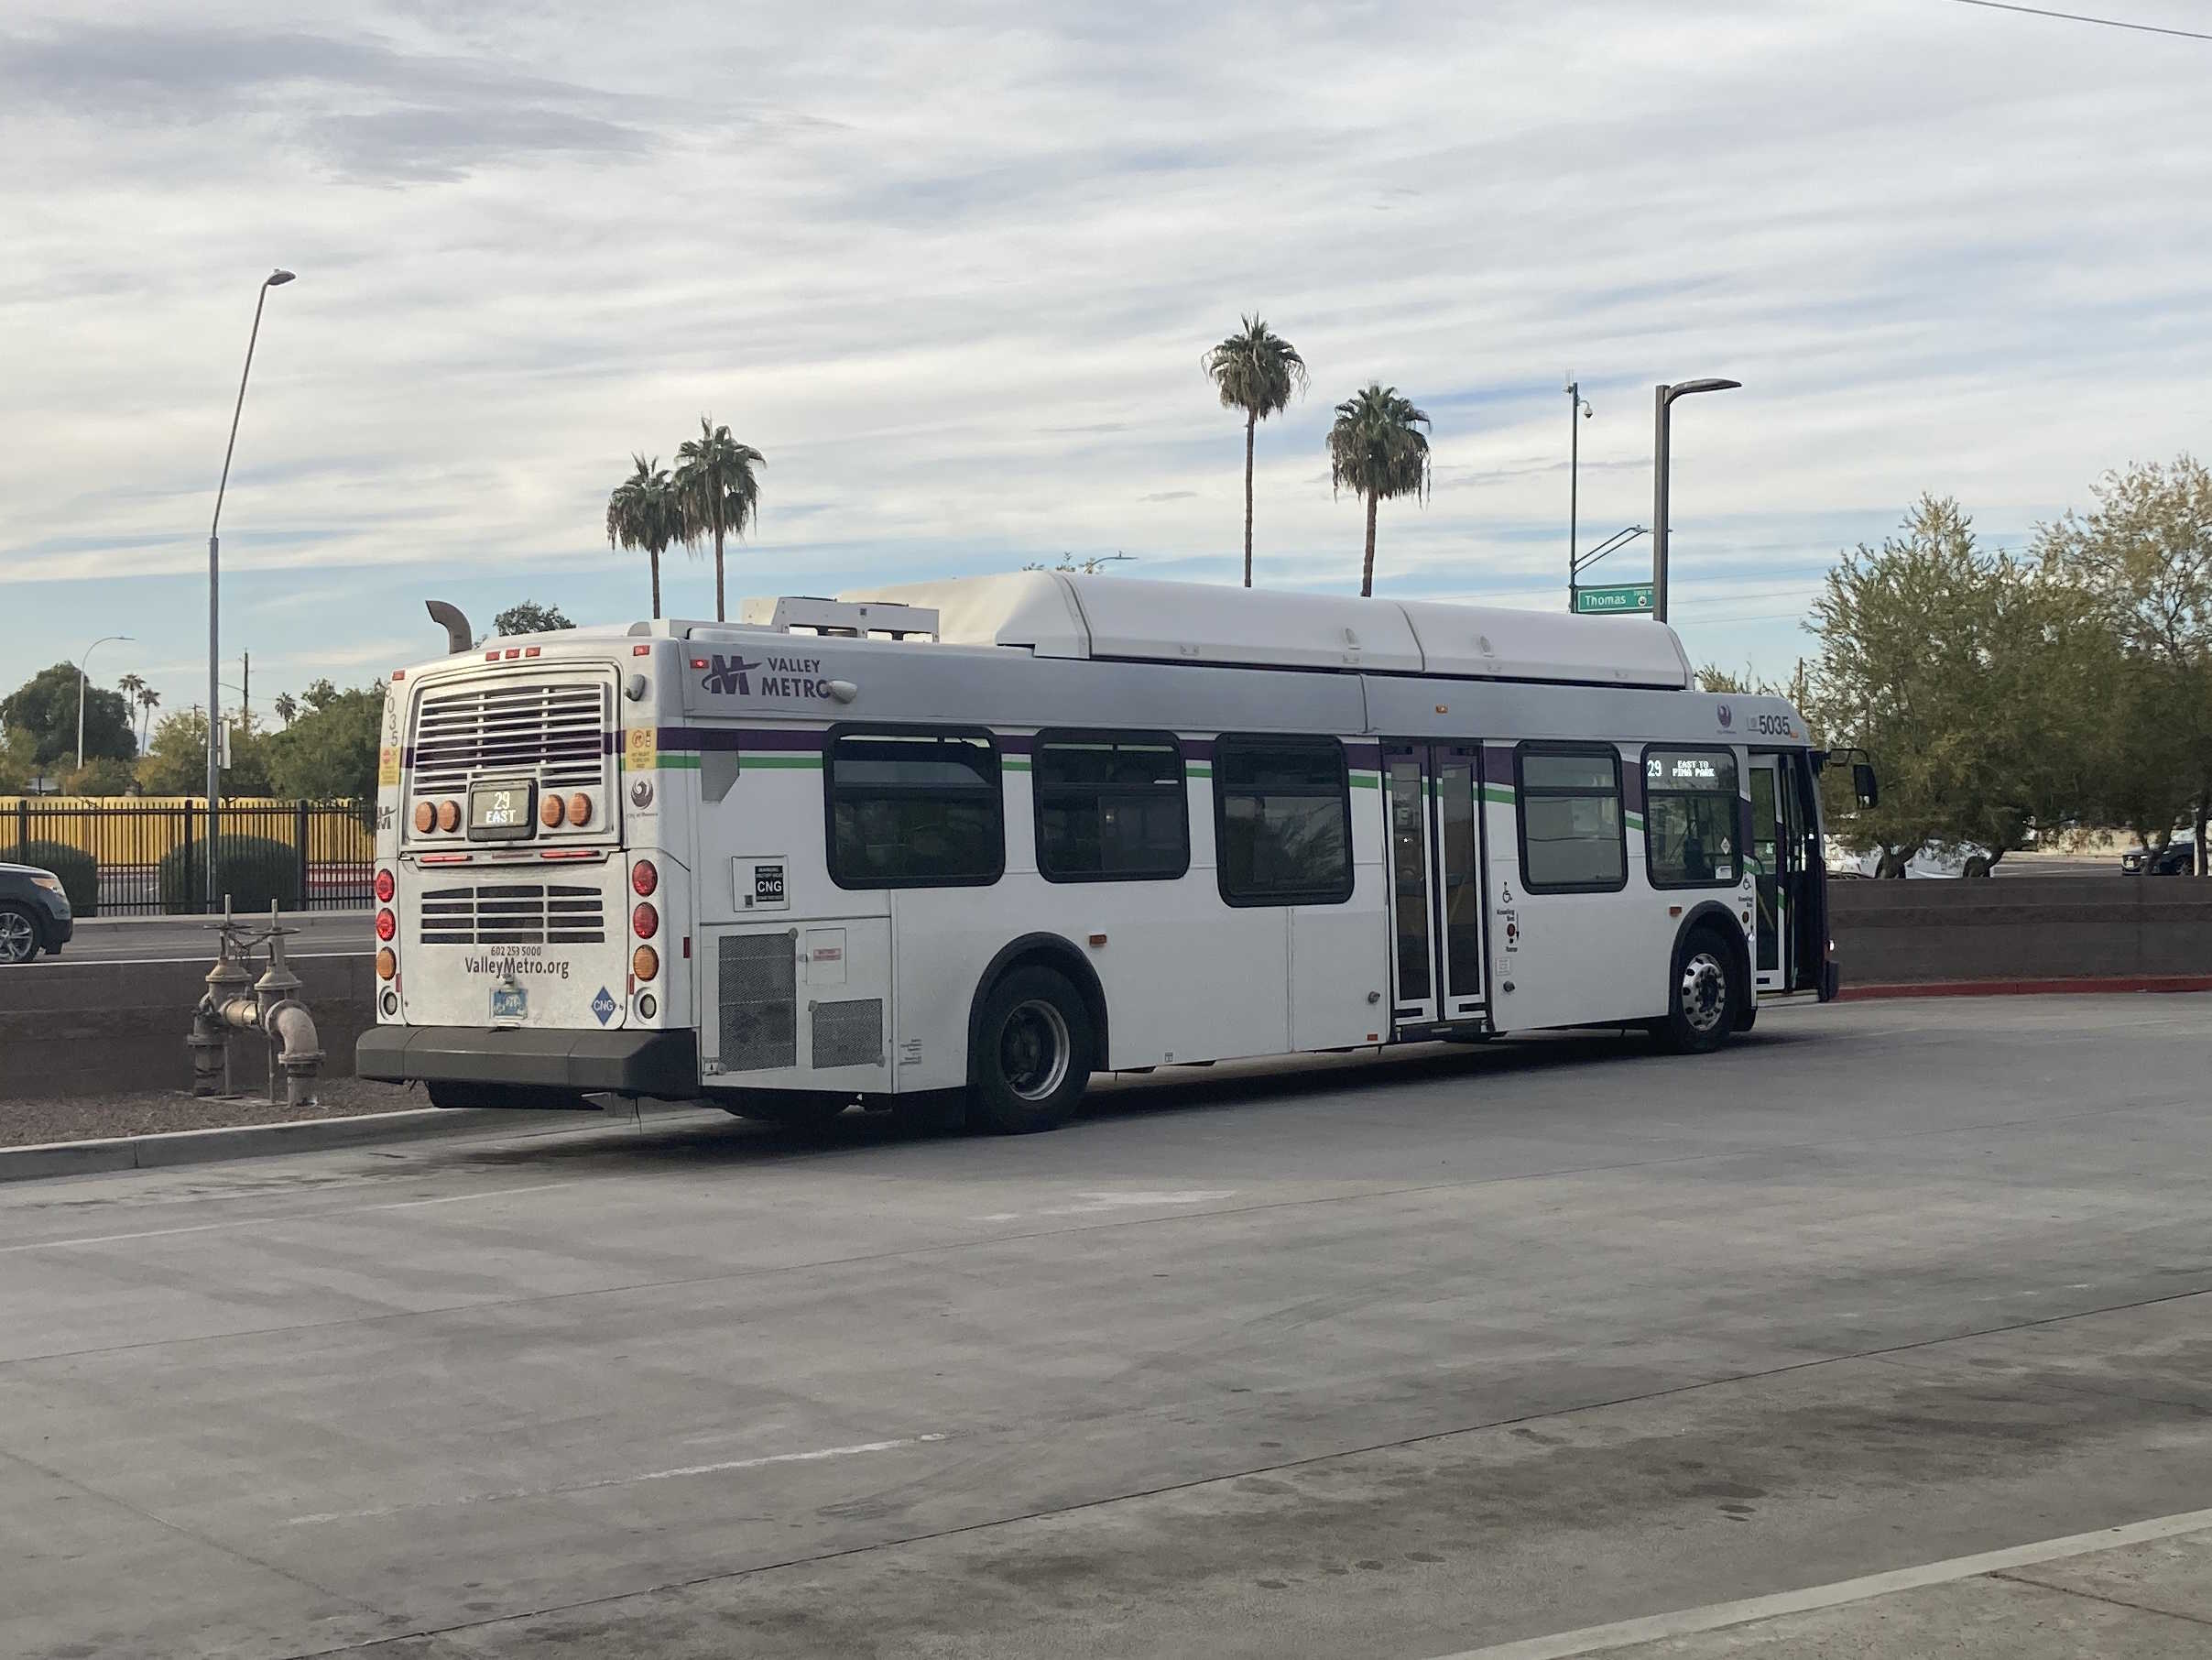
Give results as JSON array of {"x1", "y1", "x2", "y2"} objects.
[
  {"x1": 374, "y1": 868, "x2": 396, "y2": 904},
  {"x1": 632, "y1": 945, "x2": 659, "y2": 981},
  {"x1": 376, "y1": 947, "x2": 397, "y2": 980},
  {"x1": 631, "y1": 860, "x2": 658, "y2": 897},
  {"x1": 632, "y1": 901, "x2": 659, "y2": 940},
  {"x1": 376, "y1": 909, "x2": 397, "y2": 942}
]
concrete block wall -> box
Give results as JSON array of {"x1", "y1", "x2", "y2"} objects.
[
  {"x1": 1829, "y1": 877, "x2": 2212, "y2": 986},
  {"x1": 0, "y1": 956, "x2": 375, "y2": 1102}
]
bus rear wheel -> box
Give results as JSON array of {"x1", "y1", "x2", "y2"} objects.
[
  {"x1": 1653, "y1": 925, "x2": 1741, "y2": 1055},
  {"x1": 969, "y1": 966, "x2": 1095, "y2": 1134}
]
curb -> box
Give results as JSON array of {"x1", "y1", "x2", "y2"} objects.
[
  {"x1": 0, "y1": 1104, "x2": 615, "y2": 1185},
  {"x1": 1840, "y1": 974, "x2": 2212, "y2": 1000}
]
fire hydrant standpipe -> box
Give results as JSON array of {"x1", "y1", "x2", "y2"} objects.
[{"x1": 189, "y1": 900, "x2": 324, "y2": 1107}]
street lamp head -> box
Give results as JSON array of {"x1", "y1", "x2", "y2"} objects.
[
  {"x1": 1665, "y1": 377, "x2": 1740, "y2": 402},
  {"x1": 266, "y1": 268, "x2": 296, "y2": 287}
]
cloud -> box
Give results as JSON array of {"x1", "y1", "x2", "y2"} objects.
[{"x1": 2, "y1": 0, "x2": 2210, "y2": 718}]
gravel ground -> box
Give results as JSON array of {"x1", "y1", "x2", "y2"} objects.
[{"x1": 0, "y1": 1075, "x2": 430, "y2": 1149}]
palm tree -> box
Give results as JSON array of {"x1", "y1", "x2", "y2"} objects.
[
  {"x1": 117, "y1": 673, "x2": 146, "y2": 751},
  {"x1": 672, "y1": 417, "x2": 765, "y2": 622},
  {"x1": 605, "y1": 453, "x2": 681, "y2": 619},
  {"x1": 1326, "y1": 384, "x2": 1433, "y2": 598},
  {"x1": 273, "y1": 692, "x2": 300, "y2": 726},
  {"x1": 136, "y1": 686, "x2": 160, "y2": 749},
  {"x1": 1203, "y1": 315, "x2": 1307, "y2": 588}
]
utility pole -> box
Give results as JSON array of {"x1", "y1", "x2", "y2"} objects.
[{"x1": 1564, "y1": 379, "x2": 1591, "y2": 612}]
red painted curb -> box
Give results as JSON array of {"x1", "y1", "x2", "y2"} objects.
[{"x1": 1839, "y1": 975, "x2": 2212, "y2": 1000}]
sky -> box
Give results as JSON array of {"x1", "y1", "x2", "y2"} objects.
[{"x1": 4, "y1": 0, "x2": 2210, "y2": 737}]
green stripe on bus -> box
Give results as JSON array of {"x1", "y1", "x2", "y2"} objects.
[
  {"x1": 1003, "y1": 758, "x2": 1032, "y2": 772},
  {"x1": 1626, "y1": 812, "x2": 1645, "y2": 833},
  {"x1": 744, "y1": 754, "x2": 823, "y2": 770},
  {"x1": 1479, "y1": 785, "x2": 1515, "y2": 805},
  {"x1": 654, "y1": 754, "x2": 702, "y2": 770},
  {"x1": 1348, "y1": 771, "x2": 1379, "y2": 790},
  {"x1": 1186, "y1": 763, "x2": 1212, "y2": 779}
]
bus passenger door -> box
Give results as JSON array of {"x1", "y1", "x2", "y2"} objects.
[
  {"x1": 1748, "y1": 755, "x2": 1795, "y2": 993},
  {"x1": 1381, "y1": 741, "x2": 1486, "y2": 1033}
]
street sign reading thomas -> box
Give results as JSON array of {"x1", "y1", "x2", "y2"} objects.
[{"x1": 1574, "y1": 583, "x2": 1655, "y2": 616}]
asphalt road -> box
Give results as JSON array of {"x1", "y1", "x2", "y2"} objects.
[
  {"x1": 4, "y1": 997, "x2": 2210, "y2": 1659},
  {"x1": 53, "y1": 910, "x2": 371, "y2": 963}
]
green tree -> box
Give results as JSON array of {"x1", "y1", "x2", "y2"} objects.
[
  {"x1": 0, "y1": 662, "x2": 136, "y2": 770},
  {"x1": 265, "y1": 679, "x2": 383, "y2": 803},
  {"x1": 0, "y1": 726, "x2": 37, "y2": 793},
  {"x1": 1203, "y1": 315, "x2": 1308, "y2": 588},
  {"x1": 63, "y1": 757, "x2": 136, "y2": 796},
  {"x1": 1326, "y1": 385, "x2": 1432, "y2": 598},
  {"x1": 674, "y1": 416, "x2": 765, "y2": 623},
  {"x1": 135, "y1": 686, "x2": 160, "y2": 749},
  {"x1": 1804, "y1": 496, "x2": 2094, "y2": 876},
  {"x1": 494, "y1": 601, "x2": 574, "y2": 637},
  {"x1": 136, "y1": 709, "x2": 272, "y2": 797},
  {"x1": 273, "y1": 691, "x2": 300, "y2": 726},
  {"x1": 2036, "y1": 455, "x2": 2212, "y2": 870},
  {"x1": 606, "y1": 453, "x2": 682, "y2": 619}
]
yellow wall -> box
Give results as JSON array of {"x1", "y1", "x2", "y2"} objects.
[{"x1": 0, "y1": 798, "x2": 371, "y2": 864}]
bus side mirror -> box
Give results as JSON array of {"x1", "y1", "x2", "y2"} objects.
[{"x1": 1852, "y1": 762, "x2": 1880, "y2": 809}]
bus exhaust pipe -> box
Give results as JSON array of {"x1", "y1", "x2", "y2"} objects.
[{"x1": 426, "y1": 599, "x2": 474, "y2": 656}]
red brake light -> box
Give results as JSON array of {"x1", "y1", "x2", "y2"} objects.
[
  {"x1": 524, "y1": 646, "x2": 540, "y2": 658},
  {"x1": 376, "y1": 908, "x2": 397, "y2": 942},
  {"x1": 374, "y1": 868, "x2": 396, "y2": 903},
  {"x1": 632, "y1": 860, "x2": 659, "y2": 897},
  {"x1": 632, "y1": 643, "x2": 651, "y2": 657},
  {"x1": 632, "y1": 901, "x2": 659, "y2": 940}
]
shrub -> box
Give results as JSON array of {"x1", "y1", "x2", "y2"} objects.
[
  {"x1": 158, "y1": 835, "x2": 301, "y2": 916},
  {"x1": 3, "y1": 839, "x2": 97, "y2": 916}
]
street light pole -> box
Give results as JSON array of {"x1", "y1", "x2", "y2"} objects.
[
  {"x1": 1564, "y1": 379, "x2": 1592, "y2": 613},
  {"x1": 75, "y1": 634, "x2": 134, "y2": 773},
  {"x1": 1651, "y1": 377, "x2": 1740, "y2": 623},
  {"x1": 207, "y1": 268, "x2": 294, "y2": 910}
]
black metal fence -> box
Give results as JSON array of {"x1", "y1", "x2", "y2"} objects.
[{"x1": 3, "y1": 800, "x2": 374, "y2": 917}]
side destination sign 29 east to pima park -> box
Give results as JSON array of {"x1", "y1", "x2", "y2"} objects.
[{"x1": 1575, "y1": 583, "x2": 1655, "y2": 615}]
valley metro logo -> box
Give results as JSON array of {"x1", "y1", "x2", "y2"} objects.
[{"x1": 701, "y1": 654, "x2": 760, "y2": 695}]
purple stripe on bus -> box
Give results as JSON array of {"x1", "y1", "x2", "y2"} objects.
[
  {"x1": 1481, "y1": 743, "x2": 1516, "y2": 780},
  {"x1": 1344, "y1": 740, "x2": 1382, "y2": 767},
  {"x1": 1181, "y1": 737, "x2": 1216, "y2": 761},
  {"x1": 1621, "y1": 764, "x2": 1645, "y2": 814},
  {"x1": 656, "y1": 726, "x2": 820, "y2": 753}
]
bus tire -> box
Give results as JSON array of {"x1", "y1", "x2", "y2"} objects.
[
  {"x1": 969, "y1": 966, "x2": 1095, "y2": 1134},
  {"x1": 1654, "y1": 923, "x2": 1741, "y2": 1055}
]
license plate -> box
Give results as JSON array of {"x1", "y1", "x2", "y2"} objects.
[{"x1": 491, "y1": 986, "x2": 528, "y2": 1022}]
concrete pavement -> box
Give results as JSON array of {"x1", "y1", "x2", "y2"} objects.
[{"x1": 2, "y1": 996, "x2": 2209, "y2": 1658}]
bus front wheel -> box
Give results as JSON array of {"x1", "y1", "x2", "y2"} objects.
[
  {"x1": 969, "y1": 966, "x2": 1095, "y2": 1134},
  {"x1": 1653, "y1": 925, "x2": 1742, "y2": 1055}
]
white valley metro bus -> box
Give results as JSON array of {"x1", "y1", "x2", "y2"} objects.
[{"x1": 357, "y1": 574, "x2": 1847, "y2": 1131}]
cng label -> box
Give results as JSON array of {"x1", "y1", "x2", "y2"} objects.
[{"x1": 591, "y1": 986, "x2": 617, "y2": 1025}]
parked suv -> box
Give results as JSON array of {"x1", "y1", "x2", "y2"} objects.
[
  {"x1": 2120, "y1": 841, "x2": 2196, "y2": 876},
  {"x1": 0, "y1": 861, "x2": 73, "y2": 963}
]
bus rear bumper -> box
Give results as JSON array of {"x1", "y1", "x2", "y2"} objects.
[{"x1": 356, "y1": 1026, "x2": 700, "y2": 1097}]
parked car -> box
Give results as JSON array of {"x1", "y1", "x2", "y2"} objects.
[
  {"x1": 2120, "y1": 840, "x2": 2196, "y2": 876},
  {"x1": 0, "y1": 861, "x2": 73, "y2": 964}
]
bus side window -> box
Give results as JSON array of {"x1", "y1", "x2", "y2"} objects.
[
  {"x1": 1033, "y1": 730, "x2": 1189, "y2": 882},
  {"x1": 825, "y1": 727, "x2": 1003, "y2": 890},
  {"x1": 1213, "y1": 735, "x2": 1354, "y2": 907},
  {"x1": 1642, "y1": 746, "x2": 1739, "y2": 889},
  {"x1": 1515, "y1": 745, "x2": 1627, "y2": 893}
]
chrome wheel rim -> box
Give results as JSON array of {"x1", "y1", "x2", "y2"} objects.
[
  {"x1": 1681, "y1": 951, "x2": 1728, "y2": 1033},
  {"x1": 0, "y1": 912, "x2": 36, "y2": 963},
  {"x1": 1000, "y1": 999, "x2": 1071, "y2": 1101}
]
